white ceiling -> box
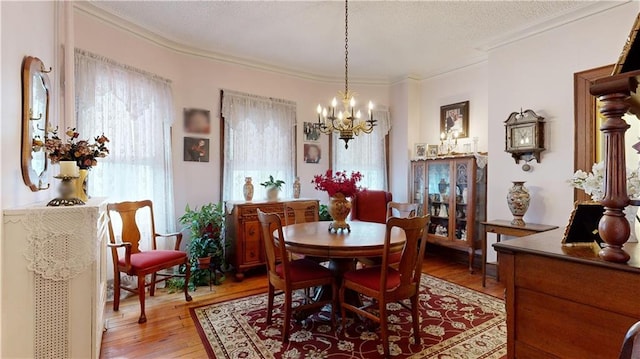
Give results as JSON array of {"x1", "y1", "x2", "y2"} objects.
[{"x1": 87, "y1": 1, "x2": 625, "y2": 82}]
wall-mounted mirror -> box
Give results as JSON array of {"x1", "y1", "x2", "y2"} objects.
[{"x1": 21, "y1": 56, "x2": 51, "y2": 191}]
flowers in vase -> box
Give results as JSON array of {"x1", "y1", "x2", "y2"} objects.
[
  {"x1": 569, "y1": 161, "x2": 640, "y2": 201},
  {"x1": 45, "y1": 127, "x2": 109, "y2": 169},
  {"x1": 312, "y1": 170, "x2": 363, "y2": 198}
]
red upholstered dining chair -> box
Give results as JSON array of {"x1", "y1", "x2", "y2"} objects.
[
  {"x1": 106, "y1": 200, "x2": 192, "y2": 324},
  {"x1": 257, "y1": 209, "x2": 337, "y2": 342},
  {"x1": 351, "y1": 190, "x2": 392, "y2": 223},
  {"x1": 340, "y1": 215, "x2": 430, "y2": 357},
  {"x1": 360, "y1": 202, "x2": 420, "y2": 267}
]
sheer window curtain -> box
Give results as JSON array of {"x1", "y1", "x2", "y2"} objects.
[
  {"x1": 333, "y1": 107, "x2": 391, "y2": 190},
  {"x1": 75, "y1": 49, "x2": 176, "y2": 242},
  {"x1": 221, "y1": 90, "x2": 296, "y2": 201}
]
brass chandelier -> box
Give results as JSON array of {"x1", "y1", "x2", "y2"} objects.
[{"x1": 315, "y1": 0, "x2": 376, "y2": 149}]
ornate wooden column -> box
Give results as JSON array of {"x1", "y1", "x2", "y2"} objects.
[{"x1": 591, "y1": 77, "x2": 634, "y2": 262}]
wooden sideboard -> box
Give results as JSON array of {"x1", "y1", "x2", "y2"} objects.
[
  {"x1": 2, "y1": 198, "x2": 108, "y2": 359},
  {"x1": 225, "y1": 199, "x2": 319, "y2": 281},
  {"x1": 494, "y1": 229, "x2": 640, "y2": 358}
]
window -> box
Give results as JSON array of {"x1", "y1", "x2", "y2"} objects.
[
  {"x1": 332, "y1": 108, "x2": 391, "y2": 190},
  {"x1": 221, "y1": 90, "x2": 296, "y2": 201},
  {"x1": 75, "y1": 49, "x2": 176, "y2": 234}
]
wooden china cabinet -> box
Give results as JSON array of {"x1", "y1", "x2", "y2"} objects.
[{"x1": 410, "y1": 154, "x2": 487, "y2": 272}]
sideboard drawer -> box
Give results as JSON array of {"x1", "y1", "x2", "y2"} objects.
[{"x1": 243, "y1": 222, "x2": 261, "y2": 264}]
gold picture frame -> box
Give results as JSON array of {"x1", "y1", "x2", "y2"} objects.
[{"x1": 612, "y1": 13, "x2": 640, "y2": 75}]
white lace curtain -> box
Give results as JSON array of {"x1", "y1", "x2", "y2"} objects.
[
  {"x1": 75, "y1": 49, "x2": 176, "y2": 234},
  {"x1": 333, "y1": 107, "x2": 391, "y2": 191},
  {"x1": 221, "y1": 90, "x2": 296, "y2": 201}
]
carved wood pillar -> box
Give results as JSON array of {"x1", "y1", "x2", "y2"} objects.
[{"x1": 597, "y1": 92, "x2": 631, "y2": 262}]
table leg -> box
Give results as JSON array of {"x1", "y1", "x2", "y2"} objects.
[
  {"x1": 495, "y1": 234, "x2": 501, "y2": 282},
  {"x1": 482, "y1": 228, "x2": 488, "y2": 287}
]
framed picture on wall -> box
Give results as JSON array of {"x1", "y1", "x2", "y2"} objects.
[
  {"x1": 184, "y1": 108, "x2": 211, "y2": 134},
  {"x1": 184, "y1": 137, "x2": 210, "y2": 162},
  {"x1": 440, "y1": 101, "x2": 469, "y2": 138},
  {"x1": 303, "y1": 122, "x2": 321, "y2": 142},
  {"x1": 414, "y1": 143, "x2": 427, "y2": 160},
  {"x1": 304, "y1": 143, "x2": 321, "y2": 163}
]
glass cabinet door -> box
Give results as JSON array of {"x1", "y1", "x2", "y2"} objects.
[
  {"x1": 454, "y1": 161, "x2": 469, "y2": 242},
  {"x1": 427, "y1": 161, "x2": 451, "y2": 237},
  {"x1": 411, "y1": 162, "x2": 426, "y2": 216}
]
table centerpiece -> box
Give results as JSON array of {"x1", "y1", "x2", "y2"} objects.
[{"x1": 312, "y1": 170, "x2": 363, "y2": 233}]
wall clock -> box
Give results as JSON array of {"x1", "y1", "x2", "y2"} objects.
[{"x1": 504, "y1": 109, "x2": 545, "y2": 164}]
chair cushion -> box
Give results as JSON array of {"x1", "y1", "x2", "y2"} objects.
[
  {"x1": 275, "y1": 259, "x2": 332, "y2": 282},
  {"x1": 119, "y1": 250, "x2": 186, "y2": 270},
  {"x1": 344, "y1": 266, "x2": 401, "y2": 291}
]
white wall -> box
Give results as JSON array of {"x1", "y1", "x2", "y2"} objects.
[
  {"x1": 485, "y1": 2, "x2": 640, "y2": 259},
  {"x1": 419, "y1": 63, "x2": 489, "y2": 152},
  {"x1": 73, "y1": 10, "x2": 389, "y2": 226},
  {"x1": 1, "y1": 2, "x2": 57, "y2": 208}
]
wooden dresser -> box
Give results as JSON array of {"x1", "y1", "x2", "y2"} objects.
[
  {"x1": 2, "y1": 198, "x2": 108, "y2": 359},
  {"x1": 494, "y1": 229, "x2": 640, "y2": 359},
  {"x1": 225, "y1": 199, "x2": 319, "y2": 280}
]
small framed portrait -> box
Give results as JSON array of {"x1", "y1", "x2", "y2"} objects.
[
  {"x1": 427, "y1": 144, "x2": 439, "y2": 158},
  {"x1": 303, "y1": 122, "x2": 321, "y2": 142},
  {"x1": 440, "y1": 101, "x2": 469, "y2": 138},
  {"x1": 184, "y1": 137, "x2": 210, "y2": 162},
  {"x1": 184, "y1": 108, "x2": 211, "y2": 134},
  {"x1": 304, "y1": 143, "x2": 321, "y2": 164},
  {"x1": 414, "y1": 143, "x2": 427, "y2": 159}
]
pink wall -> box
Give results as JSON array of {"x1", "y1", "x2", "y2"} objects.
[{"x1": 73, "y1": 10, "x2": 390, "y2": 227}]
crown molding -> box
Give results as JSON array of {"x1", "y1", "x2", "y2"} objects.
[
  {"x1": 74, "y1": 1, "x2": 390, "y2": 86},
  {"x1": 476, "y1": 1, "x2": 630, "y2": 52}
]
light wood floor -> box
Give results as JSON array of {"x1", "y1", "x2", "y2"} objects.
[{"x1": 100, "y1": 256, "x2": 504, "y2": 358}]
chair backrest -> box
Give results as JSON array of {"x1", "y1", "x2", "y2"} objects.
[
  {"x1": 386, "y1": 202, "x2": 418, "y2": 220},
  {"x1": 106, "y1": 200, "x2": 157, "y2": 255},
  {"x1": 381, "y1": 216, "x2": 430, "y2": 294},
  {"x1": 620, "y1": 321, "x2": 640, "y2": 359},
  {"x1": 257, "y1": 209, "x2": 290, "y2": 281},
  {"x1": 351, "y1": 190, "x2": 393, "y2": 224},
  {"x1": 283, "y1": 201, "x2": 319, "y2": 225}
]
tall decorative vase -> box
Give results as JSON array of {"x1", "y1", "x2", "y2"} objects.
[
  {"x1": 327, "y1": 193, "x2": 352, "y2": 233},
  {"x1": 243, "y1": 177, "x2": 254, "y2": 202},
  {"x1": 75, "y1": 169, "x2": 89, "y2": 202},
  {"x1": 293, "y1": 177, "x2": 301, "y2": 199},
  {"x1": 507, "y1": 181, "x2": 530, "y2": 226}
]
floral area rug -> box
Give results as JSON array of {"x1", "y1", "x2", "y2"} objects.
[{"x1": 190, "y1": 275, "x2": 506, "y2": 358}]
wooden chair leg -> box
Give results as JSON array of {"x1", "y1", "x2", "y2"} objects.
[
  {"x1": 266, "y1": 284, "x2": 275, "y2": 325},
  {"x1": 380, "y1": 301, "x2": 389, "y2": 357},
  {"x1": 184, "y1": 261, "x2": 193, "y2": 302},
  {"x1": 339, "y1": 285, "x2": 347, "y2": 333},
  {"x1": 137, "y1": 275, "x2": 147, "y2": 324},
  {"x1": 113, "y1": 272, "x2": 121, "y2": 311},
  {"x1": 150, "y1": 273, "x2": 157, "y2": 296},
  {"x1": 411, "y1": 295, "x2": 421, "y2": 345},
  {"x1": 330, "y1": 281, "x2": 337, "y2": 329},
  {"x1": 282, "y1": 291, "x2": 292, "y2": 343}
]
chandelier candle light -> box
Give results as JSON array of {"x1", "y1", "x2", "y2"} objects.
[{"x1": 315, "y1": 0, "x2": 376, "y2": 149}]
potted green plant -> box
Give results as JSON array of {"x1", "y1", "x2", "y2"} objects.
[
  {"x1": 260, "y1": 175, "x2": 285, "y2": 201},
  {"x1": 178, "y1": 202, "x2": 226, "y2": 288},
  {"x1": 319, "y1": 204, "x2": 333, "y2": 221}
]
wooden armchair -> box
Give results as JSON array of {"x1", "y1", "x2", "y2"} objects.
[
  {"x1": 106, "y1": 200, "x2": 192, "y2": 324},
  {"x1": 340, "y1": 215, "x2": 430, "y2": 357},
  {"x1": 257, "y1": 209, "x2": 337, "y2": 342},
  {"x1": 620, "y1": 321, "x2": 640, "y2": 359}
]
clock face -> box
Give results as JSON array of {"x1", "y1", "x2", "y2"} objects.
[{"x1": 511, "y1": 125, "x2": 535, "y2": 149}]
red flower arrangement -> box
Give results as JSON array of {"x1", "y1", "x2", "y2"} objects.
[
  {"x1": 312, "y1": 170, "x2": 363, "y2": 198},
  {"x1": 45, "y1": 127, "x2": 110, "y2": 169}
]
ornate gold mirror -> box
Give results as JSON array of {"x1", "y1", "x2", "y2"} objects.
[{"x1": 21, "y1": 56, "x2": 51, "y2": 191}]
